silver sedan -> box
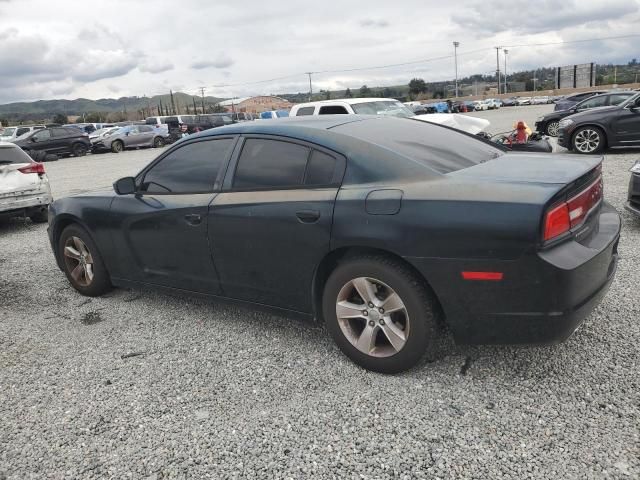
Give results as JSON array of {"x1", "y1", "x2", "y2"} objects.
[{"x1": 90, "y1": 125, "x2": 166, "y2": 153}]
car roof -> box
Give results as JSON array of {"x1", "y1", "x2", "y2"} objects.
[{"x1": 293, "y1": 97, "x2": 400, "y2": 108}]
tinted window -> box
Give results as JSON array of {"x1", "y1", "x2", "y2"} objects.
[
  {"x1": 234, "y1": 139, "x2": 310, "y2": 189},
  {"x1": 609, "y1": 93, "x2": 633, "y2": 105},
  {"x1": 143, "y1": 138, "x2": 234, "y2": 193},
  {"x1": 296, "y1": 107, "x2": 315, "y2": 116},
  {"x1": 145, "y1": 118, "x2": 158, "y2": 125},
  {"x1": 578, "y1": 95, "x2": 607, "y2": 109},
  {"x1": 32, "y1": 129, "x2": 51, "y2": 141},
  {"x1": 334, "y1": 117, "x2": 503, "y2": 174},
  {"x1": 305, "y1": 150, "x2": 337, "y2": 185},
  {"x1": 16, "y1": 127, "x2": 30, "y2": 136},
  {"x1": 51, "y1": 128, "x2": 70, "y2": 137},
  {"x1": 165, "y1": 116, "x2": 179, "y2": 124},
  {"x1": 319, "y1": 105, "x2": 348, "y2": 115}
]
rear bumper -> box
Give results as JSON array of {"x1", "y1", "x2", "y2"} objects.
[
  {"x1": 407, "y1": 202, "x2": 621, "y2": 345},
  {"x1": 0, "y1": 187, "x2": 53, "y2": 216}
]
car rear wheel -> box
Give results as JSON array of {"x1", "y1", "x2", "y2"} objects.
[
  {"x1": 111, "y1": 140, "x2": 124, "y2": 153},
  {"x1": 153, "y1": 137, "x2": 164, "y2": 148},
  {"x1": 572, "y1": 126, "x2": 605, "y2": 154},
  {"x1": 545, "y1": 121, "x2": 560, "y2": 137},
  {"x1": 322, "y1": 255, "x2": 439, "y2": 373},
  {"x1": 72, "y1": 143, "x2": 88, "y2": 157},
  {"x1": 59, "y1": 224, "x2": 112, "y2": 296}
]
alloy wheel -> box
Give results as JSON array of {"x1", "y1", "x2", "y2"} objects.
[
  {"x1": 63, "y1": 236, "x2": 94, "y2": 287},
  {"x1": 335, "y1": 277, "x2": 410, "y2": 358},
  {"x1": 574, "y1": 129, "x2": 600, "y2": 153},
  {"x1": 547, "y1": 121, "x2": 559, "y2": 137}
]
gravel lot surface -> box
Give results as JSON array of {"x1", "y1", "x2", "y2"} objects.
[{"x1": 1, "y1": 108, "x2": 639, "y2": 479}]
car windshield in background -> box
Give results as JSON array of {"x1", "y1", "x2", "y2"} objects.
[
  {"x1": 621, "y1": 93, "x2": 640, "y2": 107},
  {"x1": 0, "y1": 128, "x2": 17, "y2": 137},
  {"x1": 335, "y1": 117, "x2": 503, "y2": 174},
  {"x1": 352, "y1": 101, "x2": 415, "y2": 118}
]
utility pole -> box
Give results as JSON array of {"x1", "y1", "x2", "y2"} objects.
[
  {"x1": 453, "y1": 41, "x2": 460, "y2": 98},
  {"x1": 200, "y1": 87, "x2": 206, "y2": 114},
  {"x1": 170, "y1": 90, "x2": 176, "y2": 115},
  {"x1": 503, "y1": 49, "x2": 508, "y2": 94},
  {"x1": 306, "y1": 72, "x2": 313, "y2": 101},
  {"x1": 193, "y1": 97, "x2": 198, "y2": 115},
  {"x1": 614, "y1": 66, "x2": 617, "y2": 83},
  {"x1": 495, "y1": 47, "x2": 501, "y2": 96}
]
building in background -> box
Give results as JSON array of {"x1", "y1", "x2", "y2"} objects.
[{"x1": 218, "y1": 96, "x2": 293, "y2": 115}]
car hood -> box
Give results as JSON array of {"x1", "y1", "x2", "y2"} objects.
[
  {"x1": 413, "y1": 113, "x2": 490, "y2": 134},
  {"x1": 449, "y1": 152, "x2": 601, "y2": 185}
]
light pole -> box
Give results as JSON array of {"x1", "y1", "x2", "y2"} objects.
[
  {"x1": 306, "y1": 72, "x2": 313, "y2": 101},
  {"x1": 453, "y1": 41, "x2": 460, "y2": 98},
  {"x1": 503, "y1": 49, "x2": 508, "y2": 94},
  {"x1": 495, "y1": 47, "x2": 501, "y2": 96}
]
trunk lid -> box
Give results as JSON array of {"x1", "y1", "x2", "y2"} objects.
[{"x1": 449, "y1": 152, "x2": 601, "y2": 185}]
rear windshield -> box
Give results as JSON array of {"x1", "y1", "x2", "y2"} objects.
[
  {"x1": 334, "y1": 117, "x2": 503, "y2": 174},
  {"x1": 0, "y1": 145, "x2": 31, "y2": 164},
  {"x1": 0, "y1": 128, "x2": 16, "y2": 137}
]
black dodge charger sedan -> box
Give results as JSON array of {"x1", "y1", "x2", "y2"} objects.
[{"x1": 47, "y1": 116, "x2": 620, "y2": 373}]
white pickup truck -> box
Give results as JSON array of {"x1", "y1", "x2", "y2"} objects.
[{"x1": 289, "y1": 97, "x2": 490, "y2": 134}]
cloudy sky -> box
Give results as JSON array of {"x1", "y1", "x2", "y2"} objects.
[{"x1": 0, "y1": 0, "x2": 639, "y2": 104}]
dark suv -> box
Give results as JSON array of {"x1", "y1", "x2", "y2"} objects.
[
  {"x1": 14, "y1": 127, "x2": 91, "y2": 158},
  {"x1": 558, "y1": 93, "x2": 640, "y2": 154},
  {"x1": 554, "y1": 90, "x2": 607, "y2": 111}
]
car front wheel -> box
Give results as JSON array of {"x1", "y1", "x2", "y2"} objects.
[
  {"x1": 572, "y1": 126, "x2": 605, "y2": 154},
  {"x1": 322, "y1": 255, "x2": 440, "y2": 373},
  {"x1": 58, "y1": 224, "x2": 112, "y2": 296},
  {"x1": 546, "y1": 121, "x2": 560, "y2": 137}
]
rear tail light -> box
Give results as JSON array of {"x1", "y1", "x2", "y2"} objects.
[
  {"x1": 18, "y1": 162, "x2": 45, "y2": 175},
  {"x1": 543, "y1": 173, "x2": 603, "y2": 242}
]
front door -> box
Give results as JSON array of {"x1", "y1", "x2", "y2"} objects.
[
  {"x1": 109, "y1": 136, "x2": 237, "y2": 294},
  {"x1": 611, "y1": 103, "x2": 640, "y2": 146},
  {"x1": 209, "y1": 136, "x2": 345, "y2": 312}
]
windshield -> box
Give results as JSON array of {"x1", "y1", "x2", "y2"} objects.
[
  {"x1": 0, "y1": 127, "x2": 17, "y2": 137},
  {"x1": 621, "y1": 93, "x2": 640, "y2": 108},
  {"x1": 352, "y1": 101, "x2": 415, "y2": 118}
]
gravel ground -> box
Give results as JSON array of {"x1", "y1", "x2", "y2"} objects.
[{"x1": 1, "y1": 109, "x2": 639, "y2": 479}]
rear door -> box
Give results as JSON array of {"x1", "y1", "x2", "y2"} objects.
[
  {"x1": 109, "y1": 136, "x2": 237, "y2": 293},
  {"x1": 611, "y1": 100, "x2": 640, "y2": 145},
  {"x1": 137, "y1": 125, "x2": 155, "y2": 146},
  {"x1": 208, "y1": 135, "x2": 345, "y2": 312},
  {"x1": 29, "y1": 129, "x2": 55, "y2": 153}
]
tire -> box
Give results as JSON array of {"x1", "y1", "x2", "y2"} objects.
[
  {"x1": 545, "y1": 121, "x2": 560, "y2": 137},
  {"x1": 153, "y1": 136, "x2": 164, "y2": 148},
  {"x1": 111, "y1": 140, "x2": 124, "y2": 153},
  {"x1": 29, "y1": 207, "x2": 48, "y2": 223},
  {"x1": 58, "y1": 224, "x2": 112, "y2": 297},
  {"x1": 572, "y1": 126, "x2": 605, "y2": 154},
  {"x1": 72, "y1": 143, "x2": 88, "y2": 157},
  {"x1": 322, "y1": 255, "x2": 440, "y2": 373}
]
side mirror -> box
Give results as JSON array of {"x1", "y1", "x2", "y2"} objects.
[{"x1": 113, "y1": 176, "x2": 136, "y2": 195}]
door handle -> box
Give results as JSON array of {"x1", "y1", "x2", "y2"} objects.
[
  {"x1": 296, "y1": 210, "x2": 320, "y2": 223},
  {"x1": 184, "y1": 213, "x2": 202, "y2": 226}
]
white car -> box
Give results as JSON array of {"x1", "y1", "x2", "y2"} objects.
[
  {"x1": 531, "y1": 96, "x2": 550, "y2": 105},
  {"x1": 516, "y1": 97, "x2": 532, "y2": 106},
  {"x1": 0, "y1": 142, "x2": 52, "y2": 223},
  {"x1": 471, "y1": 100, "x2": 488, "y2": 111},
  {"x1": 0, "y1": 125, "x2": 46, "y2": 142},
  {"x1": 289, "y1": 98, "x2": 490, "y2": 134}
]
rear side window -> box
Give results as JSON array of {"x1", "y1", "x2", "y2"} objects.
[
  {"x1": 16, "y1": 127, "x2": 30, "y2": 136},
  {"x1": 578, "y1": 95, "x2": 607, "y2": 109},
  {"x1": 51, "y1": 128, "x2": 70, "y2": 137},
  {"x1": 138, "y1": 126, "x2": 153, "y2": 133},
  {"x1": 142, "y1": 138, "x2": 234, "y2": 193},
  {"x1": 305, "y1": 150, "x2": 337, "y2": 185},
  {"x1": 609, "y1": 93, "x2": 633, "y2": 105},
  {"x1": 234, "y1": 139, "x2": 310, "y2": 189},
  {"x1": 319, "y1": 105, "x2": 348, "y2": 115},
  {"x1": 296, "y1": 107, "x2": 315, "y2": 116}
]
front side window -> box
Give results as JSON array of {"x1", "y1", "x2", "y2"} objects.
[
  {"x1": 32, "y1": 129, "x2": 51, "y2": 142},
  {"x1": 234, "y1": 139, "x2": 310, "y2": 189},
  {"x1": 319, "y1": 105, "x2": 348, "y2": 115},
  {"x1": 142, "y1": 138, "x2": 234, "y2": 194},
  {"x1": 138, "y1": 126, "x2": 153, "y2": 133}
]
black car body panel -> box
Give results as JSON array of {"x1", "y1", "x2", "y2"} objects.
[
  {"x1": 48, "y1": 116, "x2": 621, "y2": 345},
  {"x1": 626, "y1": 167, "x2": 640, "y2": 217},
  {"x1": 558, "y1": 94, "x2": 640, "y2": 150},
  {"x1": 554, "y1": 90, "x2": 607, "y2": 111}
]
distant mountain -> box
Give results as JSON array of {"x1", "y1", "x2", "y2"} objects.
[{"x1": 0, "y1": 92, "x2": 225, "y2": 123}]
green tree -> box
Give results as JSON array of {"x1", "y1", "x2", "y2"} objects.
[
  {"x1": 52, "y1": 113, "x2": 68, "y2": 124},
  {"x1": 359, "y1": 85, "x2": 371, "y2": 97},
  {"x1": 325, "y1": 90, "x2": 331, "y2": 100},
  {"x1": 0, "y1": 117, "x2": 9, "y2": 127},
  {"x1": 408, "y1": 78, "x2": 427, "y2": 95},
  {"x1": 210, "y1": 103, "x2": 227, "y2": 113},
  {"x1": 345, "y1": 88, "x2": 353, "y2": 98}
]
